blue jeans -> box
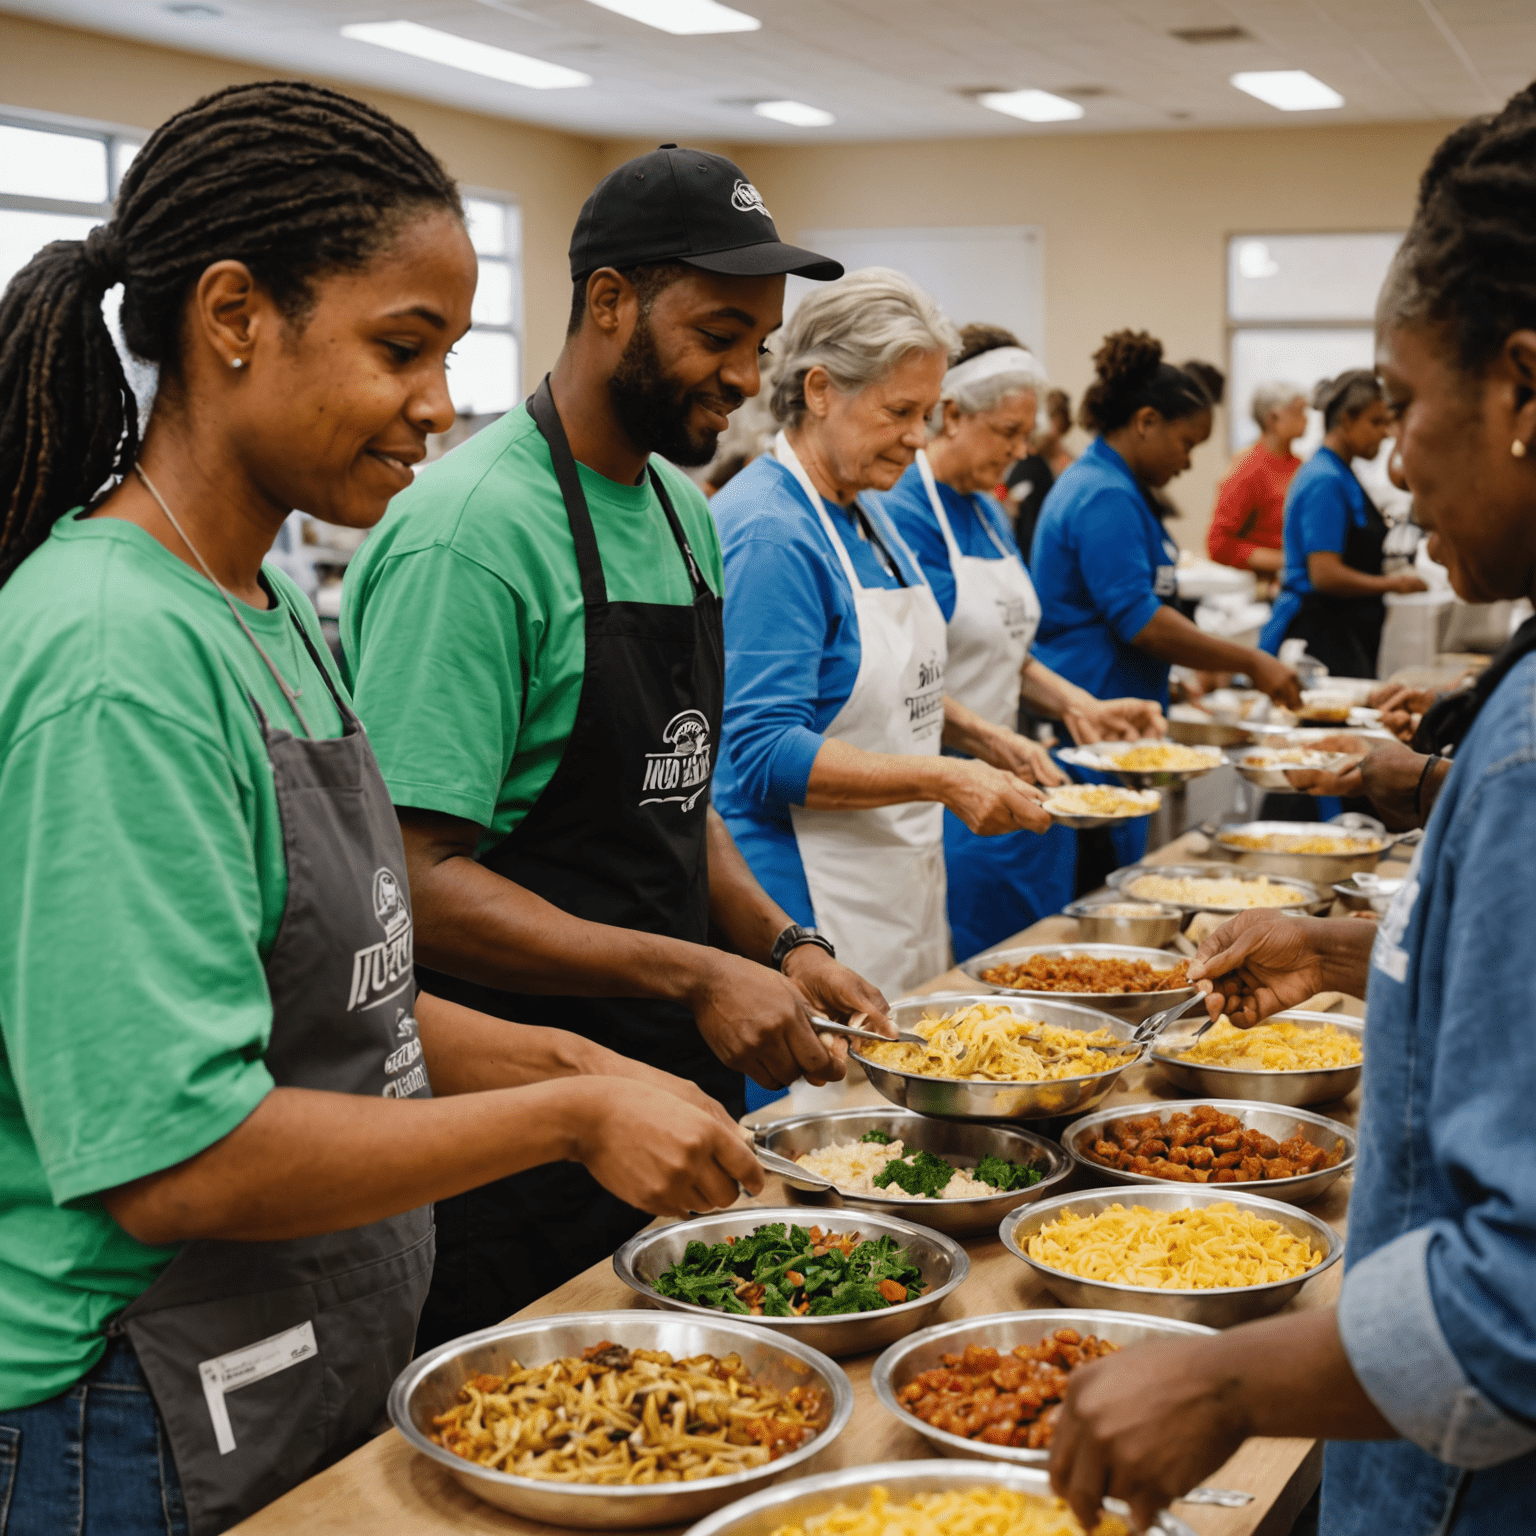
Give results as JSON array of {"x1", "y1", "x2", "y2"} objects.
[{"x1": 0, "y1": 1337, "x2": 186, "y2": 1536}]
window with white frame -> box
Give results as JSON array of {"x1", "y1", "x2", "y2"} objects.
[
  {"x1": 453, "y1": 192, "x2": 522, "y2": 421},
  {"x1": 1226, "y1": 232, "x2": 1404, "y2": 456}
]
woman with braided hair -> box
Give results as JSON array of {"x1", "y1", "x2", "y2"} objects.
[
  {"x1": 0, "y1": 82, "x2": 760, "y2": 1535},
  {"x1": 1047, "y1": 81, "x2": 1536, "y2": 1536}
]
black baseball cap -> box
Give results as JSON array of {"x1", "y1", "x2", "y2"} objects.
[{"x1": 569, "y1": 145, "x2": 843, "y2": 284}]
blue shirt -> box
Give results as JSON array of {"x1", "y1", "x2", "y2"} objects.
[
  {"x1": 878, "y1": 462, "x2": 1016, "y2": 623},
  {"x1": 1259, "y1": 447, "x2": 1370, "y2": 652},
  {"x1": 1028, "y1": 437, "x2": 1178, "y2": 707},
  {"x1": 711, "y1": 452, "x2": 924, "y2": 923},
  {"x1": 1321, "y1": 653, "x2": 1536, "y2": 1533}
]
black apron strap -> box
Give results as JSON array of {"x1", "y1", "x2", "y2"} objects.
[{"x1": 527, "y1": 375, "x2": 608, "y2": 608}]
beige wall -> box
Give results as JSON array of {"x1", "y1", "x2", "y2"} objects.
[
  {"x1": 1, "y1": 14, "x2": 1458, "y2": 547},
  {"x1": 728, "y1": 121, "x2": 1456, "y2": 550},
  {"x1": 0, "y1": 12, "x2": 606, "y2": 377}
]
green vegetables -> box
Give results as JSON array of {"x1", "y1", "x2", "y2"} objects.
[
  {"x1": 974, "y1": 1154, "x2": 1045, "y2": 1192},
  {"x1": 859, "y1": 1128, "x2": 893, "y2": 1145},
  {"x1": 869, "y1": 1148, "x2": 1046, "y2": 1197},
  {"x1": 652, "y1": 1222, "x2": 925, "y2": 1317}
]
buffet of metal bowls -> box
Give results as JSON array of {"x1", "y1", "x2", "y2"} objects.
[
  {"x1": 854, "y1": 993, "x2": 1143, "y2": 1122},
  {"x1": 683, "y1": 1459, "x2": 1198, "y2": 1536},
  {"x1": 960, "y1": 942, "x2": 1197, "y2": 1025},
  {"x1": 1056, "y1": 740, "x2": 1226, "y2": 789},
  {"x1": 1334, "y1": 872, "x2": 1404, "y2": 913},
  {"x1": 1107, "y1": 860, "x2": 1327, "y2": 914},
  {"x1": 387, "y1": 1311, "x2": 853, "y2": 1528},
  {"x1": 999, "y1": 1185, "x2": 1343, "y2": 1327},
  {"x1": 1150, "y1": 1009, "x2": 1364, "y2": 1106},
  {"x1": 1062, "y1": 898, "x2": 1185, "y2": 947},
  {"x1": 1062, "y1": 1098, "x2": 1356, "y2": 1205},
  {"x1": 1206, "y1": 819, "x2": 1388, "y2": 883},
  {"x1": 870, "y1": 1309, "x2": 1216, "y2": 1465},
  {"x1": 612, "y1": 1207, "x2": 968, "y2": 1358},
  {"x1": 752, "y1": 1106, "x2": 1071, "y2": 1238},
  {"x1": 1226, "y1": 746, "x2": 1356, "y2": 792}
]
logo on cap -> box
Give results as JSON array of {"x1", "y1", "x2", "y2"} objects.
[{"x1": 731, "y1": 179, "x2": 772, "y2": 219}]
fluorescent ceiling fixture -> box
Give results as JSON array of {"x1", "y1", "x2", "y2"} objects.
[
  {"x1": 754, "y1": 100, "x2": 835, "y2": 128},
  {"x1": 978, "y1": 89, "x2": 1084, "y2": 123},
  {"x1": 1231, "y1": 70, "x2": 1343, "y2": 111},
  {"x1": 340, "y1": 21, "x2": 591, "y2": 89},
  {"x1": 584, "y1": 0, "x2": 760, "y2": 34}
]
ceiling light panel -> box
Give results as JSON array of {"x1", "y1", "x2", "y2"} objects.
[
  {"x1": 753, "y1": 99, "x2": 835, "y2": 127},
  {"x1": 340, "y1": 20, "x2": 591, "y2": 89},
  {"x1": 1231, "y1": 70, "x2": 1344, "y2": 111},
  {"x1": 978, "y1": 89, "x2": 1085, "y2": 123},
  {"x1": 584, "y1": 0, "x2": 760, "y2": 34}
]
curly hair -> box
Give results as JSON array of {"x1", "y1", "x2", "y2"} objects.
[
  {"x1": 0, "y1": 80, "x2": 460, "y2": 587},
  {"x1": 1078, "y1": 330, "x2": 1211, "y2": 434}
]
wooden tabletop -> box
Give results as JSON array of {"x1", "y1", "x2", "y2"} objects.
[{"x1": 234, "y1": 829, "x2": 1386, "y2": 1536}]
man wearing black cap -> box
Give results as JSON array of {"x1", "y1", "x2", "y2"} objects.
[{"x1": 343, "y1": 147, "x2": 882, "y2": 1344}]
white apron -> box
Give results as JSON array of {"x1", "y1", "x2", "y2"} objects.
[
  {"x1": 916, "y1": 448, "x2": 1040, "y2": 731},
  {"x1": 776, "y1": 433, "x2": 950, "y2": 998}
]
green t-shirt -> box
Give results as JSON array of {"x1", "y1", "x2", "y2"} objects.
[
  {"x1": 341, "y1": 404, "x2": 723, "y2": 848},
  {"x1": 0, "y1": 512, "x2": 345, "y2": 1410}
]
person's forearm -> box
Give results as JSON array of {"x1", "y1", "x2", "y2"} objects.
[
  {"x1": 102, "y1": 1079, "x2": 595, "y2": 1245},
  {"x1": 1017, "y1": 657, "x2": 1092, "y2": 721},
  {"x1": 1314, "y1": 916, "x2": 1377, "y2": 997},
  {"x1": 401, "y1": 811, "x2": 716, "y2": 1002},
  {"x1": 1191, "y1": 1309, "x2": 1396, "y2": 1442},
  {"x1": 1132, "y1": 605, "x2": 1271, "y2": 676},
  {"x1": 416, "y1": 990, "x2": 610, "y2": 1095},
  {"x1": 802, "y1": 736, "x2": 955, "y2": 811},
  {"x1": 1247, "y1": 547, "x2": 1283, "y2": 574},
  {"x1": 940, "y1": 695, "x2": 1009, "y2": 761},
  {"x1": 705, "y1": 807, "x2": 793, "y2": 967},
  {"x1": 1309, "y1": 553, "x2": 1398, "y2": 598}
]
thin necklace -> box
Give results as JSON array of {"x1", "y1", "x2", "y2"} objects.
[{"x1": 134, "y1": 464, "x2": 313, "y2": 738}]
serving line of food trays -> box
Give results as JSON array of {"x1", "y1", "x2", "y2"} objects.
[
  {"x1": 751, "y1": 1106, "x2": 1071, "y2": 1238},
  {"x1": 1000, "y1": 1185, "x2": 1343, "y2": 1328},
  {"x1": 388, "y1": 1310, "x2": 855, "y2": 1529},
  {"x1": 1107, "y1": 860, "x2": 1328, "y2": 915},
  {"x1": 1062, "y1": 1099, "x2": 1357, "y2": 1205},
  {"x1": 959, "y1": 942, "x2": 1197, "y2": 1025},
  {"x1": 1150, "y1": 1010, "x2": 1365, "y2": 1107},
  {"x1": 1056, "y1": 739, "x2": 1226, "y2": 789},
  {"x1": 1204, "y1": 820, "x2": 1403, "y2": 883},
  {"x1": 852, "y1": 993, "x2": 1147, "y2": 1122}
]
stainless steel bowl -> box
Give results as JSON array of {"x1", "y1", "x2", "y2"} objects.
[
  {"x1": 1041, "y1": 788, "x2": 1161, "y2": 830},
  {"x1": 1000, "y1": 1185, "x2": 1343, "y2": 1327},
  {"x1": 1168, "y1": 708, "x2": 1257, "y2": 748},
  {"x1": 1151, "y1": 1010, "x2": 1363, "y2": 1106},
  {"x1": 684, "y1": 1459, "x2": 1198, "y2": 1536},
  {"x1": 613, "y1": 1207, "x2": 968, "y2": 1358},
  {"x1": 1207, "y1": 819, "x2": 1387, "y2": 883},
  {"x1": 961, "y1": 943, "x2": 1196, "y2": 1025},
  {"x1": 1227, "y1": 747, "x2": 1355, "y2": 792},
  {"x1": 387, "y1": 1310, "x2": 853, "y2": 1528},
  {"x1": 1063, "y1": 899, "x2": 1184, "y2": 947},
  {"x1": 1057, "y1": 740, "x2": 1225, "y2": 789},
  {"x1": 871, "y1": 1310, "x2": 1216, "y2": 1465},
  {"x1": 1334, "y1": 873, "x2": 1404, "y2": 914},
  {"x1": 1062, "y1": 1098, "x2": 1356, "y2": 1205},
  {"x1": 856, "y1": 993, "x2": 1142, "y2": 1122},
  {"x1": 1107, "y1": 860, "x2": 1327, "y2": 915},
  {"x1": 753, "y1": 1107, "x2": 1071, "y2": 1238}
]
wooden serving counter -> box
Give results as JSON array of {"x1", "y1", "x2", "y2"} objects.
[{"x1": 234, "y1": 829, "x2": 1382, "y2": 1536}]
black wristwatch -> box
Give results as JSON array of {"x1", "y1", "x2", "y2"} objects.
[{"x1": 770, "y1": 923, "x2": 835, "y2": 972}]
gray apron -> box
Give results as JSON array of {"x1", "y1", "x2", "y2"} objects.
[{"x1": 112, "y1": 614, "x2": 434, "y2": 1535}]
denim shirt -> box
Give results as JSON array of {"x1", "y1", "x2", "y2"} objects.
[{"x1": 1322, "y1": 652, "x2": 1536, "y2": 1534}]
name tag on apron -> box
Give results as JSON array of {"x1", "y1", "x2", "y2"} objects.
[{"x1": 199, "y1": 1321, "x2": 319, "y2": 1455}]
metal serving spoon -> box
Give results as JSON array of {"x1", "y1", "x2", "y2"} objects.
[{"x1": 752, "y1": 1146, "x2": 836, "y2": 1190}]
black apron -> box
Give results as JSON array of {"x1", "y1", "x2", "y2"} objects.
[
  {"x1": 1284, "y1": 479, "x2": 1389, "y2": 679},
  {"x1": 114, "y1": 616, "x2": 435, "y2": 1535},
  {"x1": 414, "y1": 375, "x2": 731, "y2": 1352}
]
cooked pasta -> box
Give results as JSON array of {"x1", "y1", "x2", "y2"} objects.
[
  {"x1": 768, "y1": 1484, "x2": 1128, "y2": 1536},
  {"x1": 1176, "y1": 1016, "x2": 1362, "y2": 1071},
  {"x1": 1026, "y1": 1201, "x2": 1324, "y2": 1289},
  {"x1": 1041, "y1": 785, "x2": 1160, "y2": 818},
  {"x1": 1088, "y1": 743, "x2": 1219, "y2": 771},
  {"x1": 858, "y1": 1003, "x2": 1126, "y2": 1083},
  {"x1": 1219, "y1": 830, "x2": 1381, "y2": 854},
  {"x1": 1127, "y1": 873, "x2": 1309, "y2": 909},
  {"x1": 430, "y1": 1342, "x2": 824, "y2": 1482}
]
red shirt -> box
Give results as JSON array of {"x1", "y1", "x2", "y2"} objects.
[{"x1": 1207, "y1": 442, "x2": 1299, "y2": 569}]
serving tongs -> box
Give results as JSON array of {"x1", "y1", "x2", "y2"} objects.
[
  {"x1": 811, "y1": 1015, "x2": 929, "y2": 1049},
  {"x1": 1065, "y1": 991, "x2": 1215, "y2": 1064}
]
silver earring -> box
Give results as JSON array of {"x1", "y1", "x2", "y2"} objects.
[
  {"x1": 230, "y1": 357, "x2": 245, "y2": 371},
  {"x1": 1514, "y1": 438, "x2": 1527, "y2": 458}
]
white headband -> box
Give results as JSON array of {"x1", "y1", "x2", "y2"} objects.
[{"x1": 941, "y1": 345, "x2": 1044, "y2": 399}]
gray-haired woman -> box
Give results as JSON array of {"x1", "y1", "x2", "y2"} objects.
[
  {"x1": 1208, "y1": 380, "x2": 1308, "y2": 576},
  {"x1": 880, "y1": 323, "x2": 1164, "y2": 959},
  {"x1": 710, "y1": 271, "x2": 1051, "y2": 1062}
]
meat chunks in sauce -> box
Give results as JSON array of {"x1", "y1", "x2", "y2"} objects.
[
  {"x1": 1084, "y1": 1104, "x2": 1344, "y2": 1184},
  {"x1": 897, "y1": 1330, "x2": 1119, "y2": 1449}
]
